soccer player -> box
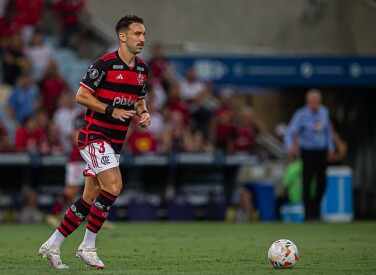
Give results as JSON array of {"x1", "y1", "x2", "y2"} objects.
[{"x1": 39, "y1": 14, "x2": 150, "y2": 269}]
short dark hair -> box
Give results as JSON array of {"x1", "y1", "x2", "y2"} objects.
[{"x1": 115, "y1": 15, "x2": 144, "y2": 34}]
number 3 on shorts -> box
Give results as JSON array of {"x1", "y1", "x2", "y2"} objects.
[{"x1": 98, "y1": 141, "x2": 105, "y2": 153}]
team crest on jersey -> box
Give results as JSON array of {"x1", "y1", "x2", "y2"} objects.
[{"x1": 137, "y1": 73, "x2": 145, "y2": 86}]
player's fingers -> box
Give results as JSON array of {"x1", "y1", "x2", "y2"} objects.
[
  {"x1": 141, "y1": 121, "x2": 151, "y2": 128},
  {"x1": 113, "y1": 113, "x2": 122, "y2": 121},
  {"x1": 122, "y1": 111, "x2": 134, "y2": 118},
  {"x1": 121, "y1": 112, "x2": 132, "y2": 119},
  {"x1": 140, "y1": 119, "x2": 150, "y2": 125}
]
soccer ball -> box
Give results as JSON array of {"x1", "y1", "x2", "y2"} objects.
[{"x1": 268, "y1": 239, "x2": 299, "y2": 269}]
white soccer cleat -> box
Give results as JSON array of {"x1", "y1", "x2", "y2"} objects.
[
  {"x1": 38, "y1": 241, "x2": 69, "y2": 269},
  {"x1": 76, "y1": 244, "x2": 105, "y2": 269}
]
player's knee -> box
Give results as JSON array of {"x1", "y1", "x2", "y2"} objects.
[
  {"x1": 103, "y1": 182, "x2": 122, "y2": 196},
  {"x1": 98, "y1": 168, "x2": 122, "y2": 196}
]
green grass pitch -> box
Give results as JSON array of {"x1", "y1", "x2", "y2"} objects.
[{"x1": 0, "y1": 222, "x2": 375, "y2": 274}]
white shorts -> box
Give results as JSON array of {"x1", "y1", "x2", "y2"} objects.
[
  {"x1": 79, "y1": 141, "x2": 120, "y2": 177},
  {"x1": 65, "y1": 161, "x2": 86, "y2": 186}
]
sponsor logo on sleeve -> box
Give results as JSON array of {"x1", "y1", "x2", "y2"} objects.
[
  {"x1": 94, "y1": 71, "x2": 106, "y2": 87},
  {"x1": 89, "y1": 69, "x2": 99, "y2": 79}
]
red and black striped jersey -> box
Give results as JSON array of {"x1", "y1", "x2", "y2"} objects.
[{"x1": 78, "y1": 50, "x2": 148, "y2": 154}]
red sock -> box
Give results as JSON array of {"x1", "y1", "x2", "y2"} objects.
[
  {"x1": 87, "y1": 190, "x2": 117, "y2": 233},
  {"x1": 57, "y1": 197, "x2": 91, "y2": 237}
]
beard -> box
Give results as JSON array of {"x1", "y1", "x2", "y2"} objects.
[{"x1": 126, "y1": 43, "x2": 143, "y2": 55}]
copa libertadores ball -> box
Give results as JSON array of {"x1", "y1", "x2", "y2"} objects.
[{"x1": 268, "y1": 239, "x2": 299, "y2": 269}]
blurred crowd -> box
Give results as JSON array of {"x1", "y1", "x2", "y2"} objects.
[
  {"x1": 0, "y1": 1, "x2": 267, "y2": 157},
  {"x1": 0, "y1": 0, "x2": 91, "y2": 154},
  {"x1": 128, "y1": 42, "x2": 266, "y2": 156}
]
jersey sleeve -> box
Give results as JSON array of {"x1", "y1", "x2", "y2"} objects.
[
  {"x1": 80, "y1": 58, "x2": 107, "y2": 94},
  {"x1": 138, "y1": 69, "x2": 148, "y2": 100}
]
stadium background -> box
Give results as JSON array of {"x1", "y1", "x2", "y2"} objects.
[{"x1": 1, "y1": 0, "x2": 376, "y2": 224}]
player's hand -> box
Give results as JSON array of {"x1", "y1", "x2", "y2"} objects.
[
  {"x1": 139, "y1": 112, "x2": 151, "y2": 129},
  {"x1": 112, "y1": 109, "x2": 136, "y2": 122},
  {"x1": 327, "y1": 151, "x2": 336, "y2": 162},
  {"x1": 288, "y1": 146, "x2": 299, "y2": 159}
]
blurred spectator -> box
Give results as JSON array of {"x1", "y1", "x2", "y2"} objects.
[
  {"x1": 14, "y1": 115, "x2": 41, "y2": 153},
  {"x1": 212, "y1": 88, "x2": 236, "y2": 152},
  {"x1": 35, "y1": 108, "x2": 49, "y2": 132},
  {"x1": 328, "y1": 121, "x2": 347, "y2": 165},
  {"x1": 147, "y1": 81, "x2": 167, "y2": 112},
  {"x1": 0, "y1": 1, "x2": 22, "y2": 41},
  {"x1": 0, "y1": 117, "x2": 14, "y2": 151},
  {"x1": 162, "y1": 110, "x2": 193, "y2": 152},
  {"x1": 178, "y1": 67, "x2": 210, "y2": 137},
  {"x1": 148, "y1": 41, "x2": 171, "y2": 89},
  {"x1": 274, "y1": 122, "x2": 288, "y2": 142},
  {"x1": 283, "y1": 159, "x2": 316, "y2": 204},
  {"x1": 33, "y1": 109, "x2": 49, "y2": 151},
  {"x1": 7, "y1": 74, "x2": 40, "y2": 126},
  {"x1": 0, "y1": 119, "x2": 10, "y2": 151},
  {"x1": 18, "y1": 189, "x2": 42, "y2": 224},
  {"x1": 166, "y1": 82, "x2": 190, "y2": 127},
  {"x1": 179, "y1": 67, "x2": 205, "y2": 103},
  {"x1": 0, "y1": 0, "x2": 6, "y2": 16},
  {"x1": 127, "y1": 117, "x2": 158, "y2": 154},
  {"x1": 146, "y1": 102, "x2": 166, "y2": 152},
  {"x1": 187, "y1": 130, "x2": 214, "y2": 153},
  {"x1": 52, "y1": 0, "x2": 87, "y2": 47},
  {"x1": 190, "y1": 81, "x2": 219, "y2": 140},
  {"x1": 1, "y1": 32, "x2": 28, "y2": 85},
  {"x1": 231, "y1": 106, "x2": 265, "y2": 153},
  {"x1": 39, "y1": 59, "x2": 67, "y2": 117},
  {"x1": 24, "y1": 31, "x2": 52, "y2": 81},
  {"x1": 285, "y1": 89, "x2": 335, "y2": 221},
  {"x1": 14, "y1": 0, "x2": 45, "y2": 43},
  {"x1": 0, "y1": 0, "x2": 44, "y2": 45},
  {"x1": 38, "y1": 121, "x2": 62, "y2": 155},
  {"x1": 53, "y1": 92, "x2": 81, "y2": 153}
]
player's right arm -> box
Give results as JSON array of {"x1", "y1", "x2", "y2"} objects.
[
  {"x1": 76, "y1": 87, "x2": 135, "y2": 122},
  {"x1": 77, "y1": 58, "x2": 135, "y2": 122}
]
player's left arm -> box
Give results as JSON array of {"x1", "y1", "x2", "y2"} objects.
[{"x1": 134, "y1": 98, "x2": 151, "y2": 129}]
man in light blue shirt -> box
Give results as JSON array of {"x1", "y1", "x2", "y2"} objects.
[
  {"x1": 285, "y1": 89, "x2": 335, "y2": 221},
  {"x1": 7, "y1": 75, "x2": 40, "y2": 125}
]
